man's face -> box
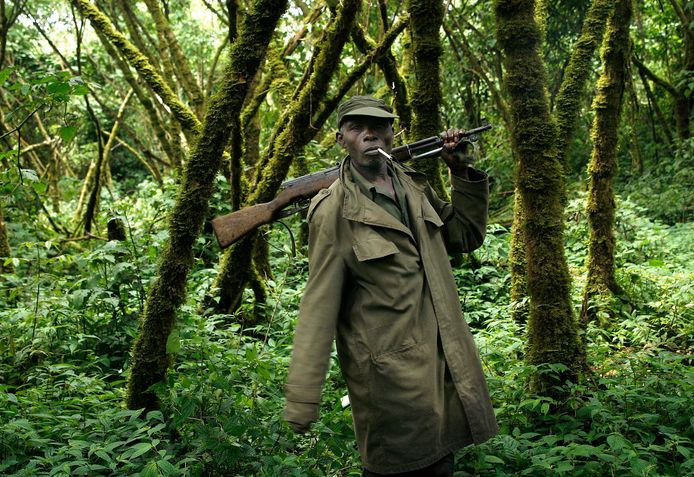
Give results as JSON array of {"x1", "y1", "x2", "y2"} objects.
[{"x1": 336, "y1": 116, "x2": 394, "y2": 172}]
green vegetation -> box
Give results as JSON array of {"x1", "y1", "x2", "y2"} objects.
[
  {"x1": 1, "y1": 169, "x2": 691, "y2": 475},
  {"x1": 1, "y1": 0, "x2": 692, "y2": 475}
]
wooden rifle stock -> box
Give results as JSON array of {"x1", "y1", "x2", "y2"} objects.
[{"x1": 212, "y1": 123, "x2": 491, "y2": 248}]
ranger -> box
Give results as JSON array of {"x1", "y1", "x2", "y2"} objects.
[{"x1": 284, "y1": 95, "x2": 498, "y2": 476}]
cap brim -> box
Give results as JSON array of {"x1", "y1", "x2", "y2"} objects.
[{"x1": 342, "y1": 106, "x2": 398, "y2": 120}]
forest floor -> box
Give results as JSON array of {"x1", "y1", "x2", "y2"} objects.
[{"x1": 1, "y1": 175, "x2": 692, "y2": 476}]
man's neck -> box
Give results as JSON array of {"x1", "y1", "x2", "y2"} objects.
[
  {"x1": 352, "y1": 159, "x2": 389, "y2": 185},
  {"x1": 351, "y1": 159, "x2": 395, "y2": 199}
]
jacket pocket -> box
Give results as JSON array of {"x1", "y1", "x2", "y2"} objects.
[
  {"x1": 421, "y1": 198, "x2": 443, "y2": 228},
  {"x1": 352, "y1": 237, "x2": 399, "y2": 262},
  {"x1": 366, "y1": 343, "x2": 436, "y2": 464}
]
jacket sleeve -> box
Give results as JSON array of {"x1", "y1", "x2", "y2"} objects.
[
  {"x1": 283, "y1": 199, "x2": 345, "y2": 430},
  {"x1": 430, "y1": 167, "x2": 489, "y2": 254}
]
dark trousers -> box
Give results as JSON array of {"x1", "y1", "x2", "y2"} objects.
[{"x1": 362, "y1": 453, "x2": 454, "y2": 477}]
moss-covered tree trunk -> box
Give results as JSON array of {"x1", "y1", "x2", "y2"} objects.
[
  {"x1": 142, "y1": 0, "x2": 205, "y2": 119},
  {"x1": 125, "y1": 0, "x2": 288, "y2": 412},
  {"x1": 405, "y1": 0, "x2": 446, "y2": 197},
  {"x1": 93, "y1": 27, "x2": 179, "y2": 167},
  {"x1": 79, "y1": 91, "x2": 132, "y2": 234},
  {"x1": 509, "y1": 0, "x2": 612, "y2": 327},
  {"x1": 581, "y1": 0, "x2": 632, "y2": 325},
  {"x1": 70, "y1": 0, "x2": 202, "y2": 139},
  {"x1": 669, "y1": 0, "x2": 692, "y2": 140},
  {"x1": 509, "y1": 190, "x2": 529, "y2": 325},
  {"x1": 351, "y1": 22, "x2": 412, "y2": 132},
  {"x1": 0, "y1": 202, "x2": 13, "y2": 274},
  {"x1": 554, "y1": 0, "x2": 613, "y2": 166},
  {"x1": 207, "y1": 0, "x2": 362, "y2": 315},
  {"x1": 494, "y1": 0, "x2": 583, "y2": 395}
]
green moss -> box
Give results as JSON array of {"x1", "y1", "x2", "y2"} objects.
[
  {"x1": 93, "y1": 28, "x2": 178, "y2": 165},
  {"x1": 142, "y1": 0, "x2": 205, "y2": 118},
  {"x1": 406, "y1": 0, "x2": 445, "y2": 197},
  {"x1": 71, "y1": 0, "x2": 202, "y2": 136},
  {"x1": 509, "y1": 190, "x2": 528, "y2": 325},
  {"x1": 555, "y1": 0, "x2": 612, "y2": 170},
  {"x1": 0, "y1": 203, "x2": 13, "y2": 274},
  {"x1": 125, "y1": 0, "x2": 289, "y2": 412},
  {"x1": 211, "y1": 0, "x2": 361, "y2": 315},
  {"x1": 351, "y1": 24, "x2": 412, "y2": 132},
  {"x1": 582, "y1": 0, "x2": 632, "y2": 323},
  {"x1": 494, "y1": 0, "x2": 583, "y2": 396}
]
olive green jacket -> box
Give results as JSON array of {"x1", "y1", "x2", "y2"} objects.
[{"x1": 284, "y1": 159, "x2": 498, "y2": 473}]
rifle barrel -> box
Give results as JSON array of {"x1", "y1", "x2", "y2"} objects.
[{"x1": 213, "y1": 123, "x2": 492, "y2": 248}]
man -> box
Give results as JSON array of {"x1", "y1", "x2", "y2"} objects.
[{"x1": 284, "y1": 95, "x2": 498, "y2": 476}]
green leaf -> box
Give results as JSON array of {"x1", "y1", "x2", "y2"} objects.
[
  {"x1": 567, "y1": 444, "x2": 598, "y2": 457},
  {"x1": 156, "y1": 459, "x2": 177, "y2": 475},
  {"x1": 484, "y1": 455, "x2": 504, "y2": 464},
  {"x1": 59, "y1": 125, "x2": 77, "y2": 143},
  {"x1": 556, "y1": 461, "x2": 574, "y2": 473},
  {"x1": 139, "y1": 461, "x2": 159, "y2": 477},
  {"x1": 46, "y1": 81, "x2": 71, "y2": 95},
  {"x1": 33, "y1": 181, "x2": 48, "y2": 194},
  {"x1": 129, "y1": 442, "x2": 152, "y2": 459},
  {"x1": 166, "y1": 329, "x2": 181, "y2": 354},
  {"x1": 607, "y1": 434, "x2": 628, "y2": 451},
  {"x1": 73, "y1": 84, "x2": 90, "y2": 95},
  {"x1": 0, "y1": 67, "x2": 13, "y2": 86},
  {"x1": 95, "y1": 450, "x2": 113, "y2": 463}
]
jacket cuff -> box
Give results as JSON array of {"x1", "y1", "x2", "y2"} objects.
[
  {"x1": 451, "y1": 167, "x2": 488, "y2": 186},
  {"x1": 284, "y1": 400, "x2": 319, "y2": 427},
  {"x1": 285, "y1": 383, "x2": 322, "y2": 403}
]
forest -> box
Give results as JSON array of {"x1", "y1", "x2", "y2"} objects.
[{"x1": 0, "y1": 0, "x2": 692, "y2": 475}]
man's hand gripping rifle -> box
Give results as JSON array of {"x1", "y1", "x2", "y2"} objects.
[{"x1": 211, "y1": 122, "x2": 492, "y2": 249}]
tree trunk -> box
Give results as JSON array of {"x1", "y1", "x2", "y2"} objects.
[
  {"x1": 142, "y1": 0, "x2": 206, "y2": 119},
  {"x1": 509, "y1": 190, "x2": 528, "y2": 326},
  {"x1": 93, "y1": 26, "x2": 179, "y2": 167},
  {"x1": 508, "y1": 0, "x2": 612, "y2": 328},
  {"x1": 405, "y1": 0, "x2": 446, "y2": 198},
  {"x1": 581, "y1": 0, "x2": 632, "y2": 325},
  {"x1": 554, "y1": 0, "x2": 613, "y2": 168},
  {"x1": 0, "y1": 202, "x2": 13, "y2": 274},
  {"x1": 494, "y1": 0, "x2": 583, "y2": 395},
  {"x1": 351, "y1": 24, "x2": 412, "y2": 133},
  {"x1": 125, "y1": 0, "x2": 288, "y2": 412},
  {"x1": 78, "y1": 91, "x2": 132, "y2": 234},
  {"x1": 667, "y1": 0, "x2": 693, "y2": 140},
  {"x1": 208, "y1": 0, "x2": 362, "y2": 315}
]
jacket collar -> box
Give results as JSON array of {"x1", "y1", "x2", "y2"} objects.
[{"x1": 339, "y1": 157, "x2": 428, "y2": 239}]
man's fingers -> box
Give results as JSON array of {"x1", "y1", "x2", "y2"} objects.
[{"x1": 441, "y1": 128, "x2": 466, "y2": 147}]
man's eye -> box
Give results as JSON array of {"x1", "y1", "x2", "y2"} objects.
[{"x1": 350, "y1": 125, "x2": 363, "y2": 132}]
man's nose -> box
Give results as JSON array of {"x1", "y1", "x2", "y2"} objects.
[{"x1": 363, "y1": 126, "x2": 378, "y2": 138}]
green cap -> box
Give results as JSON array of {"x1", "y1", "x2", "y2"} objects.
[{"x1": 337, "y1": 95, "x2": 398, "y2": 127}]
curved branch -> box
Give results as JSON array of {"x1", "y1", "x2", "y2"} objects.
[
  {"x1": 69, "y1": 0, "x2": 202, "y2": 135},
  {"x1": 632, "y1": 55, "x2": 678, "y2": 97}
]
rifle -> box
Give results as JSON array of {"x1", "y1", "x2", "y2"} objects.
[{"x1": 212, "y1": 123, "x2": 492, "y2": 248}]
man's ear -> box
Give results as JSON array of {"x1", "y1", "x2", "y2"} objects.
[{"x1": 335, "y1": 130, "x2": 344, "y2": 148}]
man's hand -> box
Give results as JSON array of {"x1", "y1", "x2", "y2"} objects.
[
  {"x1": 284, "y1": 401, "x2": 318, "y2": 434},
  {"x1": 287, "y1": 420, "x2": 312, "y2": 434},
  {"x1": 439, "y1": 128, "x2": 475, "y2": 179}
]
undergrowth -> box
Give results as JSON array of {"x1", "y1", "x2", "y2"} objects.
[{"x1": 0, "y1": 174, "x2": 692, "y2": 476}]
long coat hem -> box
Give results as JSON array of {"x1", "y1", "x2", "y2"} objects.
[{"x1": 364, "y1": 438, "x2": 468, "y2": 475}]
